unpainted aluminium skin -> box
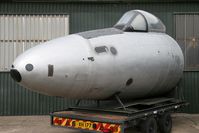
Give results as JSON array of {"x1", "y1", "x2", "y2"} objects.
[{"x1": 10, "y1": 10, "x2": 184, "y2": 100}]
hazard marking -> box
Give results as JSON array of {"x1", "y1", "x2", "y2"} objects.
[
  {"x1": 53, "y1": 116, "x2": 121, "y2": 133},
  {"x1": 61, "y1": 119, "x2": 67, "y2": 126}
]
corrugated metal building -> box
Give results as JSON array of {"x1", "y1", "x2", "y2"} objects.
[{"x1": 0, "y1": 0, "x2": 199, "y2": 115}]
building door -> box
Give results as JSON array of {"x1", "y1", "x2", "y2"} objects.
[{"x1": 175, "y1": 14, "x2": 199, "y2": 71}]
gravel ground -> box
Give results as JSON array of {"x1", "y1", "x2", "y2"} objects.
[{"x1": 0, "y1": 113, "x2": 199, "y2": 133}]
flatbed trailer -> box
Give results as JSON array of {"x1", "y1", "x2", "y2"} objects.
[{"x1": 50, "y1": 97, "x2": 188, "y2": 133}]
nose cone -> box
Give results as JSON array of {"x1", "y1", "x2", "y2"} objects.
[
  {"x1": 10, "y1": 69, "x2": 22, "y2": 82},
  {"x1": 10, "y1": 35, "x2": 90, "y2": 98}
]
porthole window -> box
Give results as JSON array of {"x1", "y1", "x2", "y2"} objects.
[
  {"x1": 95, "y1": 46, "x2": 108, "y2": 54},
  {"x1": 25, "y1": 64, "x2": 34, "y2": 71},
  {"x1": 110, "y1": 47, "x2": 117, "y2": 55},
  {"x1": 126, "y1": 78, "x2": 133, "y2": 86}
]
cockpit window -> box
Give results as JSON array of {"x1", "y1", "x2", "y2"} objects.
[
  {"x1": 137, "y1": 10, "x2": 165, "y2": 32},
  {"x1": 95, "y1": 46, "x2": 108, "y2": 53},
  {"x1": 116, "y1": 11, "x2": 136, "y2": 26},
  {"x1": 114, "y1": 10, "x2": 166, "y2": 33},
  {"x1": 130, "y1": 14, "x2": 147, "y2": 31}
]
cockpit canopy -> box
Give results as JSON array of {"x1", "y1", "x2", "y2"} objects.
[{"x1": 114, "y1": 10, "x2": 166, "y2": 33}]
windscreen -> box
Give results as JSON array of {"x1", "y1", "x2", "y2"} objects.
[{"x1": 114, "y1": 10, "x2": 166, "y2": 33}]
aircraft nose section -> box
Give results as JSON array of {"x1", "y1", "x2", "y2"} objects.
[{"x1": 10, "y1": 69, "x2": 22, "y2": 82}]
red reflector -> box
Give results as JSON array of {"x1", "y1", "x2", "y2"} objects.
[
  {"x1": 58, "y1": 120, "x2": 62, "y2": 125},
  {"x1": 110, "y1": 126, "x2": 118, "y2": 132},
  {"x1": 102, "y1": 129, "x2": 111, "y2": 133}
]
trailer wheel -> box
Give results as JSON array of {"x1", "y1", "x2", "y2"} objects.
[
  {"x1": 141, "y1": 117, "x2": 157, "y2": 133},
  {"x1": 158, "y1": 113, "x2": 172, "y2": 133}
]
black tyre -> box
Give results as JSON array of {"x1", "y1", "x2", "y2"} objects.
[
  {"x1": 141, "y1": 117, "x2": 158, "y2": 133},
  {"x1": 158, "y1": 113, "x2": 172, "y2": 133}
]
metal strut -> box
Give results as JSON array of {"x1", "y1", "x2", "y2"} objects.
[
  {"x1": 115, "y1": 94, "x2": 127, "y2": 111},
  {"x1": 75, "y1": 100, "x2": 81, "y2": 106},
  {"x1": 97, "y1": 100, "x2": 100, "y2": 107}
]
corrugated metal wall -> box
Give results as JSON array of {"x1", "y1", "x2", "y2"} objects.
[
  {"x1": 0, "y1": 2, "x2": 199, "y2": 115},
  {"x1": 179, "y1": 71, "x2": 199, "y2": 113},
  {"x1": 0, "y1": 14, "x2": 69, "y2": 71}
]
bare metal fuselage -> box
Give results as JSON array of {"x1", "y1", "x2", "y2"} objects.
[{"x1": 11, "y1": 32, "x2": 184, "y2": 99}]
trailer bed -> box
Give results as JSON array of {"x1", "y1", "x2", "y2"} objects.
[
  {"x1": 50, "y1": 98, "x2": 188, "y2": 133},
  {"x1": 53, "y1": 111, "x2": 129, "y2": 121}
]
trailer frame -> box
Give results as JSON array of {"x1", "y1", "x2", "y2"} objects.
[{"x1": 50, "y1": 97, "x2": 188, "y2": 133}]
